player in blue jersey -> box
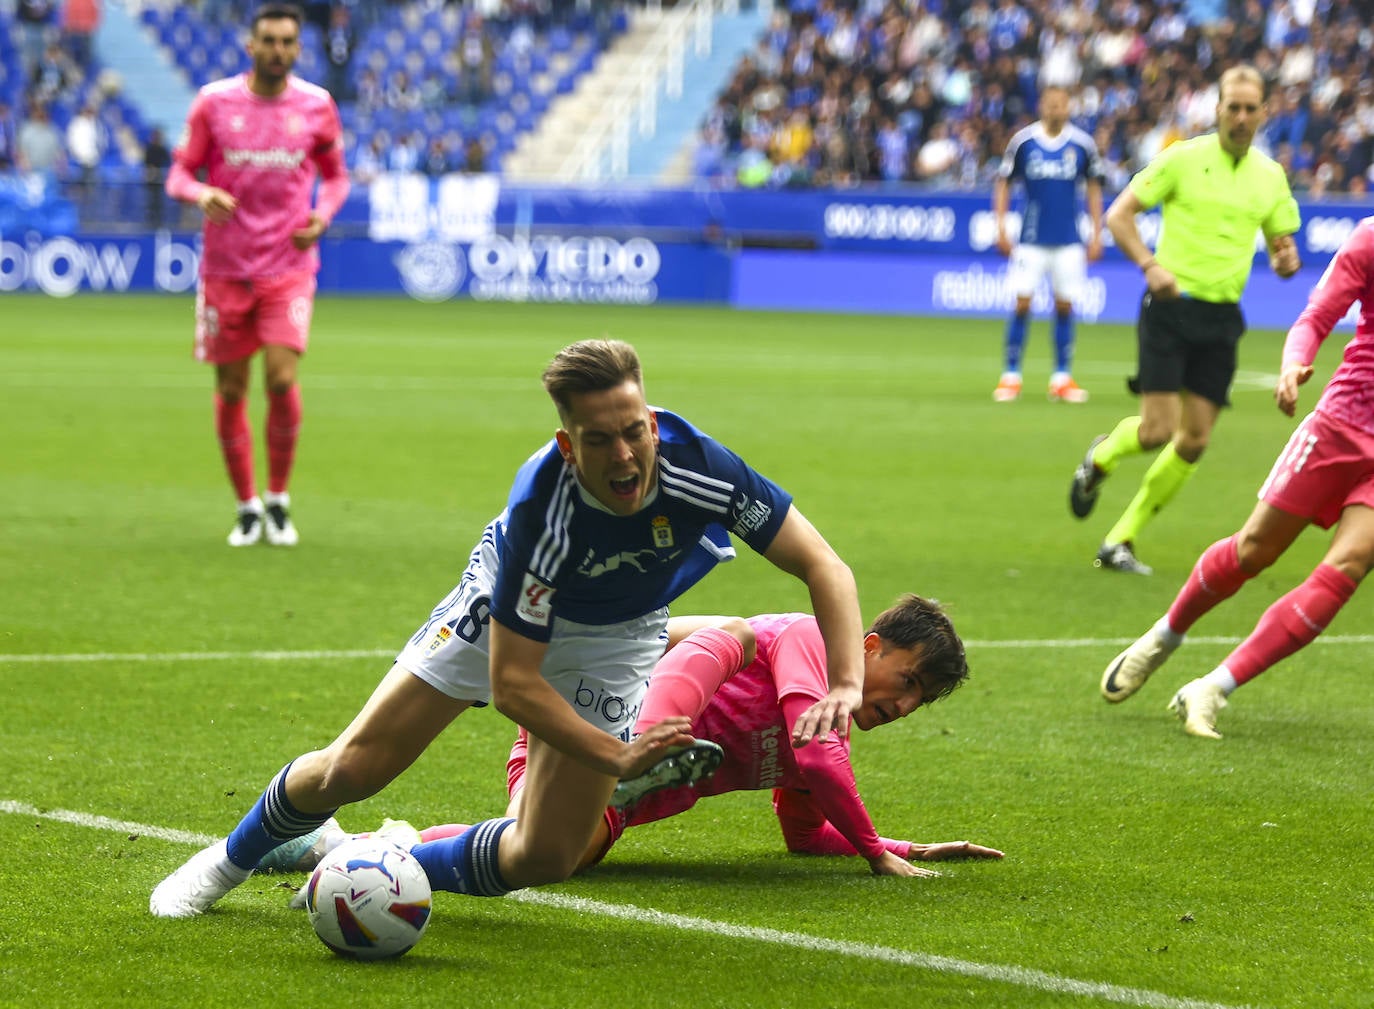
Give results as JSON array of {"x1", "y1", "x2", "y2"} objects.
[
  {"x1": 151, "y1": 338, "x2": 864, "y2": 916},
  {"x1": 992, "y1": 85, "x2": 1105, "y2": 404}
]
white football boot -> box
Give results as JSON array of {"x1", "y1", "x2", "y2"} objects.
[
  {"x1": 149, "y1": 839, "x2": 253, "y2": 917},
  {"x1": 1101, "y1": 626, "x2": 1180, "y2": 703},
  {"x1": 1168, "y1": 679, "x2": 1228, "y2": 739}
]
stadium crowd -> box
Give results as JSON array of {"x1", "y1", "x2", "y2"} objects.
[
  {"x1": 691, "y1": 0, "x2": 1374, "y2": 196},
  {"x1": 4, "y1": 0, "x2": 1374, "y2": 202}
]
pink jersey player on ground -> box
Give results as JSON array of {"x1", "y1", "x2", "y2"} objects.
[
  {"x1": 272, "y1": 596, "x2": 1004, "y2": 878},
  {"x1": 166, "y1": 2, "x2": 350, "y2": 548},
  {"x1": 1098, "y1": 215, "x2": 1374, "y2": 738}
]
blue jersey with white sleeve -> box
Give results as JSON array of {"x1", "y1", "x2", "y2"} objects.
[
  {"x1": 998, "y1": 122, "x2": 1104, "y2": 247},
  {"x1": 489, "y1": 409, "x2": 791, "y2": 642}
]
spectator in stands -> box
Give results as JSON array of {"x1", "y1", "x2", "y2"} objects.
[
  {"x1": 60, "y1": 0, "x2": 101, "y2": 71},
  {"x1": 913, "y1": 120, "x2": 960, "y2": 184},
  {"x1": 454, "y1": 11, "x2": 495, "y2": 107},
  {"x1": 388, "y1": 130, "x2": 421, "y2": 173},
  {"x1": 0, "y1": 102, "x2": 19, "y2": 172},
  {"x1": 422, "y1": 134, "x2": 455, "y2": 177},
  {"x1": 16, "y1": 101, "x2": 64, "y2": 176},
  {"x1": 143, "y1": 125, "x2": 171, "y2": 228},
  {"x1": 460, "y1": 135, "x2": 486, "y2": 174},
  {"x1": 64, "y1": 101, "x2": 102, "y2": 202},
  {"x1": 354, "y1": 67, "x2": 382, "y2": 116},
  {"x1": 351, "y1": 131, "x2": 387, "y2": 184},
  {"x1": 31, "y1": 40, "x2": 80, "y2": 106},
  {"x1": 17, "y1": 0, "x2": 57, "y2": 83},
  {"x1": 323, "y1": 4, "x2": 356, "y2": 102}
]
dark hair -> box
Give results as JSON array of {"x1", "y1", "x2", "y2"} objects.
[
  {"x1": 252, "y1": 3, "x2": 304, "y2": 32},
  {"x1": 868, "y1": 593, "x2": 968, "y2": 703},
  {"x1": 541, "y1": 339, "x2": 644, "y2": 419}
]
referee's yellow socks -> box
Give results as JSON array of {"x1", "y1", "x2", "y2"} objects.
[
  {"x1": 1092, "y1": 415, "x2": 1145, "y2": 474},
  {"x1": 1105, "y1": 442, "x2": 1198, "y2": 546}
]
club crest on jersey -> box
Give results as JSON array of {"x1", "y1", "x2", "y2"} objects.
[
  {"x1": 230, "y1": 115, "x2": 245, "y2": 132},
  {"x1": 517, "y1": 573, "x2": 555, "y2": 626},
  {"x1": 730, "y1": 492, "x2": 773, "y2": 536},
  {"x1": 651, "y1": 515, "x2": 674, "y2": 549}
]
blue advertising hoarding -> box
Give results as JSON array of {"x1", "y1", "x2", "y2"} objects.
[{"x1": 1, "y1": 174, "x2": 1367, "y2": 331}]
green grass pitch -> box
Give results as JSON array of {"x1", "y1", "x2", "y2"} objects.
[{"x1": 1, "y1": 293, "x2": 1369, "y2": 1009}]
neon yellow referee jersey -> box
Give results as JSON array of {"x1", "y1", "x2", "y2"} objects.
[{"x1": 1129, "y1": 134, "x2": 1300, "y2": 304}]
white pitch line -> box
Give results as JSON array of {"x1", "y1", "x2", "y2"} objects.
[
  {"x1": 1, "y1": 800, "x2": 1257, "y2": 1009},
  {"x1": 0, "y1": 648, "x2": 396, "y2": 664},
  {"x1": 2, "y1": 636, "x2": 1372, "y2": 664}
]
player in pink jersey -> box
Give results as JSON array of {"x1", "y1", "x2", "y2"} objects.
[
  {"x1": 1098, "y1": 216, "x2": 1374, "y2": 737},
  {"x1": 277, "y1": 597, "x2": 1003, "y2": 878},
  {"x1": 166, "y1": 3, "x2": 350, "y2": 548}
]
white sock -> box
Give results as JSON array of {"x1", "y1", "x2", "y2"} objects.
[
  {"x1": 238, "y1": 495, "x2": 264, "y2": 514},
  {"x1": 263, "y1": 491, "x2": 290, "y2": 508},
  {"x1": 1203, "y1": 666, "x2": 1238, "y2": 696},
  {"x1": 1153, "y1": 615, "x2": 1185, "y2": 650}
]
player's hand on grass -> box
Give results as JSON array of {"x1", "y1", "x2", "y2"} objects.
[
  {"x1": 870, "y1": 850, "x2": 940, "y2": 877},
  {"x1": 910, "y1": 840, "x2": 1005, "y2": 862},
  {"x1": 617, "y1": 717, "x2": 695, "y2": 779},
  {"x1": 197, "y1": 186, "x2": 237, "y2": 224},
  {"x1": 790, "y1": 685, "x2": 862, "y2": 747},
  {"x1": 292, "y1": 212, "x2": 327, "y2": 250},
  {"x1": 1274, "y1": 361, "x2": 1314, "y2": 417}
]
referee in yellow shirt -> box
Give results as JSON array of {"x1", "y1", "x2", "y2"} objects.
[{"x1": 1069, "y1": 64, "x2": 1302, "y2": 575}]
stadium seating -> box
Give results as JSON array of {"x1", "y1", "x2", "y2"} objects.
[{"x1": 132, "y1": 1, "x2": 625, "y2": 179}]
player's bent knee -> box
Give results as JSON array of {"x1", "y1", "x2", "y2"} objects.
[{"x1": 314, "y1": 746, "x2": 401, "y2": 804}]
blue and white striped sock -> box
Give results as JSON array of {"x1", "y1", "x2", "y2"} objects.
[
  {"x1": 411, "y1": 817, "x2": 516, "y2": 897},
  {"x1": 224, "y1": 761, "x2": 338, "y2": 871}
]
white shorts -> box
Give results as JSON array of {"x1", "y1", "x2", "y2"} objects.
[
  {"x1": 1007, "y1": 243, "x2": 1087, "y2": 302},
  {"x1": 395, "y1": 536, "x2": 668, "y2": 739}
]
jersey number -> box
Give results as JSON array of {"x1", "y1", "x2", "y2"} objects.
[{"x1": 450, "y1": 596, "x2": 491, "y2": 643}]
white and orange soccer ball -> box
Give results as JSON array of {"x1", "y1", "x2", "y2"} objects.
[{"x1": 305, "y1": 838, "x2": 431, "y2": 960}]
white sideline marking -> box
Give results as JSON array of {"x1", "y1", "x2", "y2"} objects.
[
  {"x1": 1, "y1": 800, "x2": 1256, "y2": 1009},
  {"x1": 2, "y1": 636, "x2": 1373, "y2": 664}
]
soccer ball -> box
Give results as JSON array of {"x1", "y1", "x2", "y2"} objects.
[{"x1": 305, "y1": 837, "x2": 432, "y2": 960}]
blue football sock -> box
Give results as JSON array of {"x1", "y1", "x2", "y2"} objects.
[
  {"x1": 1053, "y1": 311, "x2": 1074, "y2": 374},
  {"x1": 224, "y1": 761, "x2": 338, "y2": 871},
  {"x1": 1003, "y1": 312, "x2": 1029, "y2": 374},
  {"x1": 411, "y1": 817, "x2": 517, "y2": 896}
]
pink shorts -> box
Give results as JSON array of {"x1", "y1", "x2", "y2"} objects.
[
  {"x1": 1258, "y1": 410, "x2": 1374, "y2": 529},
  {"x1": 506, "y1": 729, "x2": 627, "y2": 866},
  {"x1": 193, "y1": 271, "x2": 316, "y2": 364}
]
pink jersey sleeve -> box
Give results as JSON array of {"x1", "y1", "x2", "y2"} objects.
[
  {"x1": 1283, "y1": 219, "x2": 1374, "y2": 367},
  {"x1": 310, "y1": 100, "x2": 350, "y2": 227},
  {"x1": 772, "y1": 788, "x2": 913, "y2": 859},
  {"x1": 777, "y1": 691, "x2": 886, "y2": 860},
  {"x1": 166, "y1": 93, "x2": 212, "y2": 204}
]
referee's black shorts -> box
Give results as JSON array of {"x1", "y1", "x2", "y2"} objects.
[{"x1": 1132, "y1": 292, "x2": 1245, "y2": 407}]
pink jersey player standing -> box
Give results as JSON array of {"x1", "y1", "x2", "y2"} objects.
[
  {"x1": 1099, "y1": 216, "x2": 1374, "y2": 738},
  {"x1": 166, "y1": 2, "x2": 350, "y2": 547}
]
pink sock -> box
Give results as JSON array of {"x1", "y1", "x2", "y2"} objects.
[
  {"x1": 1225, "y1": 563, "x2": 1358, "y2": 685},
  {"x1": 632, "y1": 626, "x2": 746, "y2": 734},
  {"x1": 1167, "y1": 535, "x2": 1251, "y2": 633},
  {"x1": 266, "y1": 384, "x2": 302, "y2": 495},
  {"x1": 215, "y1": 394, "x2": 256, "y2": 502}
]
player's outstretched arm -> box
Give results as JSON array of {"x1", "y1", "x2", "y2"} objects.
[{"x1": 761, "y1": 507, "x2": 863, "y2": 746}]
